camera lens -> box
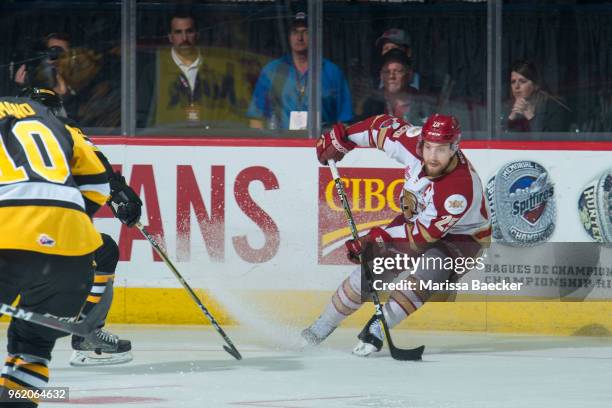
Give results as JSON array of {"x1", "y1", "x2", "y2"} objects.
[{"x1": 47, "y1": 46, "x2": 65, "y2": 61}]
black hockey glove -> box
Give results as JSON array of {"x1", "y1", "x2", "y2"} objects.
[{"x1": 109, "y1": 171, "x2": 142, "y2": 227}]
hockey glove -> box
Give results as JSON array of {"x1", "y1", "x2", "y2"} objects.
[
  {"x1": 109, "y1": 171, "x2": 142, "y2": 227},
  {"x1": 345, "y1": 227, "x2": 392, "y2": 264},
  {"x1": 316, "y1": 123, "x2": 356, "y2": 165}
]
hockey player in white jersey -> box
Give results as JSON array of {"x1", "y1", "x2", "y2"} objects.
[{"x1": 303, "y1": 113, "x2": 491, "y2": 356}]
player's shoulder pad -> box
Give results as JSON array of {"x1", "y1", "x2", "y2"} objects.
[
  {"x1": 370, "y1": 116, "x2": 416, "y2": 138},
  {"x1": 435, "y1": 161, "x2": 475, "y2": 214},
  {"x1": 64, "y1": 122, "x2": 98, "y2": 150}
]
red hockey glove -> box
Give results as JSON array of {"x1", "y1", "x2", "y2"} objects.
[
  {"x1": 316, "y1": 123, "x2": 356, "y2": 165},
  {"x1": 345, "y1": 227, "x2": 392, "y2": 264}
]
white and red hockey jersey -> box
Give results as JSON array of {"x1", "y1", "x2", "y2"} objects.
[{"x1": 346, "y1": 114, "x2": 491, "y2": 252}]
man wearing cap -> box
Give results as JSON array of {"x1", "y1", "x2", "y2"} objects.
[
  {"x1": 359, "y1": 48, "x2": 432, "y2": 125},
  {"x1": 375, "y1": 28, "x2": 421, "y2": 91},
  {"x1": 247, "y1": 12, "x2": 353, "y2": 130}
]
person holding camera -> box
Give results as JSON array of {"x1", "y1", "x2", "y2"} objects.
[
  {"x1": 14, "y1": 33, "x2": 79, "y2": 119},
  {"x1": 13, "y1": 32, "x2": 121, "y2": 128},
  {"x1": 15, "y1": 33, "x2": 73, "y2": 96}
]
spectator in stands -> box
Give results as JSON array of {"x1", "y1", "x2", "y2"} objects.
[
  {"x1": 14, "y1": 33, "x2": 79, "y2": 117},
  {"x1": 138, "y1": 11, "x2": 203, "y2": 126},
  {"x1": 75, "y1": 45, "x2": 122, "y2": 128},
  {"x1": 375, "y1": 28, "x2": 421, "y2": 90},
  {"x1": 505, "y1": 60, "x2": 572, "y2": 132},
  {"x1": 359, "y1": 49, "x2": 432, "y2": 125},
  {"x1": 247, "y1": 12, "x2": 353, "y2": 130},
  {"x1": 14, "y1": 32, "x2": 120, "y2": 127},
  {"x1": 138, "y1": 10, "x2": 249, "y2": 128}
]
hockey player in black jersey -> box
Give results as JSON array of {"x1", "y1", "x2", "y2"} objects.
[
  {"x1": 0, "y1": 92, "x2": 109, "y2": 406},
  {"x1": 19, "y1": 87, "x2": 142, "y2": 366}
]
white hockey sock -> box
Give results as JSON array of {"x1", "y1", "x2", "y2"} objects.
[
  {"x1": 380, "y1": 249, "x2": 447, "y2": 330},
  {"x1": 383, "y1": 276, "x2": 429, "y2": 328},
  {"x1": 309, "y1": 303, "x2": 345, "y2": 338},
  {"x1": 310, "y1": 268, "x2": 363, "y2": 338}
]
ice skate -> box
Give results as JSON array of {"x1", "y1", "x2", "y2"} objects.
[
  {"x1": 301, "y1": 320, "x2": 336, "y2": 348},
  {"x1": 70, "y1": 328, "x2": 133, "y2": 366},
  {"x1": 352, "y1": 315, "x2": 383, "y2": 357}
]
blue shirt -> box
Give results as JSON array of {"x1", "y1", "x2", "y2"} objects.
[{"x1": 247, "y1": 55, "x2": 353, "y2": 129}]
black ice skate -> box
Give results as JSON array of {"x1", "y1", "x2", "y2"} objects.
[
  {"x1": 352, "y1": 315, "x2": 383, "y2": 357},
  {"x1": 70, "y1": 328, "x2": 133, "y2": 366}
]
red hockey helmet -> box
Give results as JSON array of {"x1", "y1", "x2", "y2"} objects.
[{"x1": 418, "y1": 114, "x2": 461, "y2": 152}]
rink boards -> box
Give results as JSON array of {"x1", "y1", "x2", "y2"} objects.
[{"x1": 6, "y1": 138, "x2": 612, "y2": 336}]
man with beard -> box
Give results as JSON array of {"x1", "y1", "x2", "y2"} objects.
[{"x1": 303, "y1": 113, "x2": 491, "y2": 357}]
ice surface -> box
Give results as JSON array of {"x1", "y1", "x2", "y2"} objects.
[{"x1": 3, "y1": 324, "x2": 610, "y2": 408}]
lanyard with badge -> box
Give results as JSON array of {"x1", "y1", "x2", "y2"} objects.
[
  {"x1": 290, "y1": 70, "x2": 308, "y2": 130},
  {"x1": 179, "y1": 73, "x2": 200, "y2": 122}
]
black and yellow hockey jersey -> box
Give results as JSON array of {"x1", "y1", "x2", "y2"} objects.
[{"x1": 0, "y1": 97, "x2": 109, "y2": 255}]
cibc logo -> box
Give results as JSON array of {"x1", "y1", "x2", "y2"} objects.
[
  {"x1": 318, "y1": 167, "x2": 405, "y2": 264},
  {"x1": 487, "y1": 161, "x2": 556, "y2": 246}
]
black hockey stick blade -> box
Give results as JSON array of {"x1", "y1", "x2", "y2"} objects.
[
  {"x1": 389, "y1": 343, "x2": 425, "y2": 361},
  {"x1": 0, "y1": 281, "x2": 113, "y2": 337},
  {"x1": 223, "y1": 345, "x2": 242, "y2": 360}
]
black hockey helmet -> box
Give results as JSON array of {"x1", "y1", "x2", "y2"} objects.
[{"x1": 18, "y1": 87, "x2": 66, "y2": 117}]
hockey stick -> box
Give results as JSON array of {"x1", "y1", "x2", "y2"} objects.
[
  {"x1": 328, "y1": 159, "x2": 425, "y2": 361},
  {"x1": 135, "y1": 222, "x2": 242, "y2": 360},
  {"x1": 0, "y1": 280, "x2": 113, "y2": 337}
]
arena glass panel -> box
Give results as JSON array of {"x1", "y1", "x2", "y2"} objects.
[
  {"x1": 135, "y1": 0, "x2": 314, "y2": 138},
  {"x1": 0, "y1": 0, "x2": 122, "y2": 135},
  {"x1": 322, "y1": 0, "x2": 488, "y2": 140},
  {"x1": 500, "y1": 0, "x2": 612, "y2": 141}
]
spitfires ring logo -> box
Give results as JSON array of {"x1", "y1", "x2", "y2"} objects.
[{"x1": 487, "y1": 161, "x2": 556, "y2": 246}]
